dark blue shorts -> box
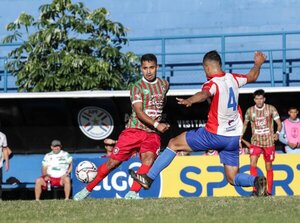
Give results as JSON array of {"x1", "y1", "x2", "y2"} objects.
[{"x1": 186, "y1": 128, "x2": 240, "y2": 166}]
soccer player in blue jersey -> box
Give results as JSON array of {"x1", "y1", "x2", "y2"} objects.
[{"x1": 130, "y1": 50, "x2": 268, "y2": 196}]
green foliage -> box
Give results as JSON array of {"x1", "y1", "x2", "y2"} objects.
[{"x1": 3, "y1": 0, "x2": 140, "y2": 92}]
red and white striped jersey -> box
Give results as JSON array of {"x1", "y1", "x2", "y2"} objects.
[
  {"x1": 127, "y1": 77, "x2": 169, "y2": 132},
  {"x1": 245, "y1": 104, "x2": 280, "y2": 147},
  {"x1": 203, "y1": 72, "x2": 247, "y2": 136}
]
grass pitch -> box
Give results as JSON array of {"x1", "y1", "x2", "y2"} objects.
[{"x1": 1, "y1": 196, "x2": 300, "y2": 223}]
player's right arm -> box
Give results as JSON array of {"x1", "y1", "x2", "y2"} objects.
[
  {"x1": 3, "y1": 147, "x2": 10, "y2": 171},
  {"x1": 247, "y1": 51, "x2": 267, "y2": 83},
  {"x1": 133, "y1": 102, "x2": 169, "y2": 133},
  {"x1": 176, "y1": 90, "x2": 211, "y2": 107}
]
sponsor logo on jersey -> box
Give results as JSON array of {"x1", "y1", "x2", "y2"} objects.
[
  {"x1": 113, "y1": 147, "x2": 120, "y2": 154},
  {"x1": 78, "y1": 106, "x2": 114, "y2": 140},
  {"x1": 143, "y1": 89, "x2": 150, "y2": 94}
]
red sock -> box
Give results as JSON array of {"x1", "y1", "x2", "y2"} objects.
[
  {"x1": 267, "y1": 169, "x2": 273, "y2": 194},
  {"x1": 250, "y1": 166, "x2": 258, "y2": 191},
  {"x1": 86, "y1": 163, "x2": 110, "y2": 192},
  {"x1": 130, "y1": 164, "x2": 151, "y2": 193}
]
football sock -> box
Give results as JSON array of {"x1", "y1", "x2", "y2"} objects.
[
  {"x1": 250, "y1": 165, "x2": 258, "y2": 176},
  {"x1": 130, "y1": 164, "x2": 151, "y2": 192},
  {"x1": 250, "y1": 165, "x2": 258, "y2": 191},
  {"x1": 86, "y1": 163, "x2": 110, "y2": 192},
  {"x1": 233, "y1": 173, "x2": 255, "y2": 187},
  {"x1": 147, "y1": 147, "x2": 176, "y2": 180},
  {"x1": 267, "y1": 169, "x2": 273, "y2": 194}
]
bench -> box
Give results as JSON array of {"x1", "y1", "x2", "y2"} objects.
[
  {"x1": 2, "y1": 154, "x2": 43, "y2": 189},
  {"x1": 2, "y1": 154, "x2": 64, "y2": 199},
  {"x1": 2, "y1": 153, "x2": 100, "y2": 200}
]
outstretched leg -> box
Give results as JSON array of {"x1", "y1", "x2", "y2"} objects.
[
  {"x1": 130, "y1": 132, "x2": 192, "y2": 189},
  {"x1": 225, "y1": 165, "x2": 267, "y2": 196}
]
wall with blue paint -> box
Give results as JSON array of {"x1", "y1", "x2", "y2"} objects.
[{"x1": 0, "y1": 0, "x2": 299, "y2": 39}]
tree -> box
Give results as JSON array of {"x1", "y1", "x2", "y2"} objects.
[{"x1": 2, "y1": 0, "x2": 140, "y2": 92}]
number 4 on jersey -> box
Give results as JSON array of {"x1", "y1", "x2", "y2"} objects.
[{"x1": 227, "y1": 87, "x2": 237, "y2": 111}]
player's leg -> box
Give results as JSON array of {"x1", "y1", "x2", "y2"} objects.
[
  {"x1": 249, "y1": 145, "x2": 262, "y2": 193},
  {"x1": 34, "y1": 176, "x2": 46, "y2": 201},
  {"x1": 219, "y1": 137, "x2": 256, "y2": 187},
  {"x1": 226, "y1": 164, "x2": 267, "y2": 196},
  {"x1": 74, "y1": 129, "x2": 142, "y2": 200},
  {"x1": 125, "y1": 132, "x2": 160, "y2": 199},
  {"x1": 73, "y1": 158, "x2": 122, "y2": 201},
  {"x1": 125, "y1": 151, "x2": 155, "y2": 199},
  {"x1": 87, "y1": 158, "x2": 121, "y2": 191},
  {"x1": 60, "y1": 175, "x2": 71, "y2": 200},
  {"x1": 147, "y1": 132, "x2": 192, "y2": 179},
  {"x1": 220, "y1": 136, "x2": 267, "y2": 196},
  {"x1": 263, "y1": 146, "x2": 275, "y2": 195},
  {"x1": 265, "y1": 162, "x2": 273, "y2": 195},
  {"x1": 130, "y1": 131, "x2": 192, "y2": 189}
]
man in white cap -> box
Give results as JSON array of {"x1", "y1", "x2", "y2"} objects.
[{"x1": 34, "y1": 139, "x2": 72, "y2": 200}]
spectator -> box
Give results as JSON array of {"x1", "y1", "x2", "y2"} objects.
[
  {"x1": 242, "y1": 89, "x2": 282, "y2": 196},
  {"x1": 0, "y1": 131, "x2": 10, "y2": 200},
  {"x1": 176, "y1": 151, "x2": 190, "y2": 156},
  {"x1": 204, "y1": 149, "x2": 218, "y2": 156},
  {"x1": 100, "y1": 138, "x2": 116, "y2": 158},
  {"x1": 279, "y1": 106, "x2": 300, "y2": 154},
  {"x1": 35, "y1": 140, "x2": 72, "y2": 201},
  {"x1": 101, "y1": 138, "x2": 139, "y2": 158}
]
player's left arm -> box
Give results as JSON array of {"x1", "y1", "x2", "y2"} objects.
[
  {"x1": 66, "y1": 162, "x2": 73, "y2": 176},
  {"x1": 176, "y1": 90, "x2": 211, "y2": 107},
  {"x1": 273, "y1": 107, "x2": 282, "y2": 141}
]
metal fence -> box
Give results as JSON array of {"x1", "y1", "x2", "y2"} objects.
[{"x1": 1, "y1": 31, "x2": 300, "y2": 92}]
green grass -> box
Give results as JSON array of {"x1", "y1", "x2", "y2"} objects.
[{"x1": 1, "y1": 196, "x2": 300, "y2": 223}]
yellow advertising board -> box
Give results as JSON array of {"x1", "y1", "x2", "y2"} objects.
[{"x1": 160, "y1": 154, "x2": 300, "y2": 197}]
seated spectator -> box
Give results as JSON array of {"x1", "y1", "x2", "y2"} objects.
[
  {"x1": 35, "y1": 140, "x2": 72, "y2": 200},
  {"x1": 101, "y1": 138, "x2": 139, "y2": 158},
  {"x1": 176, "y1": 151, "x2": 190, "y2": 156},
  {"x1": 239, "y1": 147, "x2": 249, "y2": 155},
  {"x1": 204, "y1": 149, "x2": 218, "y2": 156},
  {"x1": 240, "y1": 139, "x2": 251, "y2": 155},
  {"x1": 100, "y1": 138, "x2": 116, "y2": 158},
  {"x1": 279, "y1": 106, "x2": 300, "y2": 154}
]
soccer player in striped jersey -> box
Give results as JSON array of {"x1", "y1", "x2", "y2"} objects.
[
  {"x1": 130, "y1": 50, "x2": 269, "y2": 196},
  {"x1": 74, "y1": 53, "x2": 170, "y2": 200},
  {"x1": 242, "y1": 89, "x2": 282, "y2": 196}
]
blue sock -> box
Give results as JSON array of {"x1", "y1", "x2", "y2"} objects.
[
  {"x1": 234, "y1": 173, "x2": 256, "y2": 187},
  {"x1": 147, "y1": 147, "x2": 176, "y2": 180}
]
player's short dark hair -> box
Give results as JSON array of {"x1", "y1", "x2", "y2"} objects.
[
  {"x1": 253, "y1": 89, "x2": 265, "y2": 98},
  {"x1": 288, "y1": 106, "x2": 298, "y2": 111},
  {"x1": 141, "y1": 54, "x2": 157, "y2": 65},
  {"x1": 203, "y1": 50, "x2": 222, "y2": 66}
]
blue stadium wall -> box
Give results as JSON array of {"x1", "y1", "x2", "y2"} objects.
[{"x1": 0, "y1": 0, "x2": 299, "y2": 41}]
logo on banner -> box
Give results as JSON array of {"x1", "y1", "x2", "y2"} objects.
[
  {"x1": 78, "y1": 106, "x2": 114, "y2": 140},
  {"x1": 73, "y1": 158, "x2": 162, "y2": 198}
]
